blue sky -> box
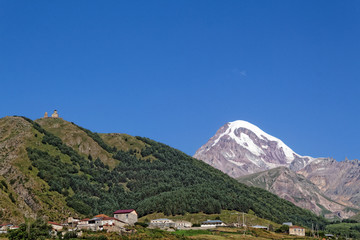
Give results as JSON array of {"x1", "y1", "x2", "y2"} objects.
[{"x1": 1, "y1": 1, "x2": 360, "y2": 161}]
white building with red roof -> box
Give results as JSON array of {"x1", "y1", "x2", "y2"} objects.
[
  {"x1": 113, "y1": 209, "x2": 138, "y2": 225},
  {"x1": 289, "y1": 225, "x2": 305, "y2": 236}
]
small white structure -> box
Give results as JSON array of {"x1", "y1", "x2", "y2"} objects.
[
  {"x1": 174, "y1": 220, "x2": 192, "y2": 229},
  {"x1": 200, "y1": 220, "x2": 226, "y2": 228},
  {"x1": 251, "y1": 225, "x2": 268, "y2": 230},
  {"x1": 0, "y1": 224, "x2": 12, "y2": 234},
  {"x1": 7, "y1": 225, "x2": 19, "y2": 232},
  {"x1": 149, "y1": 218, "x2": 175, "y2": 228}
]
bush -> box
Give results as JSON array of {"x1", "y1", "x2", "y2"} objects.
[
  {"x1": 135, "y1": 222, "x2": 149, "y2": 228},
  {"x1": 63, "y1": 231, "x2": 77, "y2": 239}
]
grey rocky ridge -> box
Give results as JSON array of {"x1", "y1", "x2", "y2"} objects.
[{"x1": 194, "y1": 120, "x2": 360, "y2": 218}]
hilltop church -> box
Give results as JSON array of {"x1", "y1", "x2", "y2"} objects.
[{"x1": 44, "y1": 110, "x2": 60, "y2": 118}]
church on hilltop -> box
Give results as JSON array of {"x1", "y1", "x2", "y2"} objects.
[{"x1": 43, "y1": 110, "x2": 61, "y2": 118}]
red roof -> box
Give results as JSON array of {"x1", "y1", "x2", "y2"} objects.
[
  {"x1": 290, "y1": 225, "x2": 305, "y2": 229},
  {"x1": 113, "y1": 209, "x2": 135, "y2": 214},
  {"x1": 48, "y1": 221, "x2": 62, "y2": 226}
]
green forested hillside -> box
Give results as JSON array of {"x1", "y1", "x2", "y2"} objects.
[{"x1": 2, "y1": 116, "x2": 327, "y2": 228}]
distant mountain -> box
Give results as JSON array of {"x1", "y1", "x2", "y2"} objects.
[
  {"x1": 194, "y1": 120, "x2": 314, "y2": 178},
  {"x1": 0, "y1": 116, "x2": 326, "y2": 227},
  {"x1": 194, "y1": 120, "x2": 360, "y2": 218}
]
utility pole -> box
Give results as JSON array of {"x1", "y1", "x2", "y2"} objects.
[
  {"x1": 243, "y1": 212, "x2": 246, "y2": 236},
  {"x1": 311, "y1": 223, "x2": 314, "y2": 237}
]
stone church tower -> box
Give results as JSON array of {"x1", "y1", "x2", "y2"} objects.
[{"x1": 51, "y1": 110, "x2": 59, "y2": 118}]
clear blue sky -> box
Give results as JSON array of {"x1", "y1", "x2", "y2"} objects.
[{"x1": 1, "y1": 1, "x2": 359, "y2": 161}]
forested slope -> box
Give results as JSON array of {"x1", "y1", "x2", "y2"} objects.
[{"x1": 1, "y1": 116, "x2": 327, "y2": 228}]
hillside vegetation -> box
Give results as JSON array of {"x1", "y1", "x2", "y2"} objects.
[{"x1": 0, "y1": 116, "x2": 327, "y2": 228}]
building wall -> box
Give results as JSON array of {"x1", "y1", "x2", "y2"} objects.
[
  {"x1": 51, "y1": 224, "x2": 63, "y2": 231},
  {"x1": 289, "y1": 228, "x2": 305, "y2": 236},
  {"x1": 174, "y1": 221, "x2": 192, "y2": 228},
  {"x1": 149, "y1": 220, "x2": 175, "y2": 228},
  {"x1": 114, "y1": 211, "x2": 138, "y2": 225}
]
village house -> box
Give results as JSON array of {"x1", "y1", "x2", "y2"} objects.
[
  {"x1": 251, "y1": 225, "x2": 268, "y2": 230},
  {"x1": 76, "y1": 218, "x2": 92, "y2": 230},
  {"x1": 200, "y1": 220, "x2": 226, "y2": 228},
  {"x1": 76, "y1": 215, "x2": 126, "y2": 232},
  {"x1": 174, "y1": 220, "x2": 192, "y2": 229},
  {"x1": 66, "y1": 217, "x2": 79, "y2": 228},
  {"x1": 0, "y1": 224, "x2": 12, "y2": 234},
  {"x1": 113, "y1": 209, "x2": 138, "y2": 225},
  {"x1": 48, "y1": 221, "x2": 63, "y2": 231},
  {"x1": 99, "y1": 217, "x2": 126, "y2": 232},
  {"x1": 289, "y1": 225, "x2": 305, "y2": 236},
  {"x1": 8, "y1": 225, "x2": 19, "y2": 230},
  {"x1": 149, "y1": 218, "x2": 175, "y2": 228}
]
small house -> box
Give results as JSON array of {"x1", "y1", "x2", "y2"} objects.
[
  {"x1": 67, "y1": 217, "x2": 79, "y2": 226},
  {"x1": 325, "y1": 233, "x2": 335, "y2": 239},
  {"x1": 289, "y1": 225, "x2": 305, "y2": 236},
  {"x1": 200, "y1": 220, "x2": 226, "y2": 228},
  {"x1": 77, "y1": 218, "x2": 92, "y2": 230},
  {"x1": 251, "y1": 225, "x2": 268, "y2": 230},
  {"x1": 174, "y1": 220, "x2": 192, "y2": 229},
  {"x1": 113, "y1": 209, "x2": 138, "y2": 225},
  {"x1": 48, "y1": 221, "x2": 63, "y2": 231},
  {"x1": 0, "y1": 224, "x2": 12, "y2": 234},
  {"x1": 149, "y1": 218, "x2": 175, "y2": 228},
  {"x1": 95, "y1": 217, "x2": 126, "y2": 232}
]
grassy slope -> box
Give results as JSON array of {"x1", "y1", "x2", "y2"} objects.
[
  {"x1": 0, "y1": 117, "x2": 79, "y2": 224},
  {"x1": 36, "y1": 118, "x2": 117, "y2": 168}
]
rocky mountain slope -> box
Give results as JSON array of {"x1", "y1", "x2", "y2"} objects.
[
  {"x1": 0, "y1": 116, "x2": 326, "y2": 227},
  {"x1": 298, "y1": 158, "x2": 360, "y2": 209},
  {"x1": 194, "y1": 120, "x2": 360, "y2": 218},
  {"x1": 238, "y1": 167, "x2": 357, "y2": 218}
]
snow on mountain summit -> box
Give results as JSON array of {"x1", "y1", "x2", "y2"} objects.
[
  {"x1": 194, "y1": 120, "x2": 314, "y2": 177},
  {"x1": 225, "y1": 120, "x2": 298, "y2": 162}
]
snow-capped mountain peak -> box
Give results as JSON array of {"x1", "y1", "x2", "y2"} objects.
[{"x1": 194, "y1": 120, "x2": 314, "y2": 177}]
